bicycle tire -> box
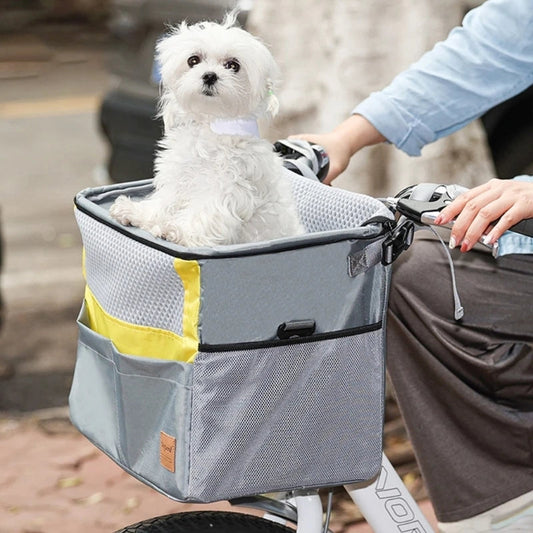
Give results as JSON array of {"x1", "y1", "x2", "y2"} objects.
[{"x1": 114, "y1": 510, "x2": 295, "y2": 533}]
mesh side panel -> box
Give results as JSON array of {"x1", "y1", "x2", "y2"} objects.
[
  {"x1": 189, "y1": 330, "x2": 384, "y2": 501},
  {"x1": 76, "y1": 210, "x2": 185, "y2": 335},
  {"x1": 290, "y1": 175, "x2": 392, "y2": 233}
]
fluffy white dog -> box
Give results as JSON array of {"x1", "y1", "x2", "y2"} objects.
[{"x1": 109, "y1": 14, "x2": 304, "y2": 247}]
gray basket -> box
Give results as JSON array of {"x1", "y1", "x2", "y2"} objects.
[{"x1": 70, "y1": 171, "x2": 393, "y2": 503}]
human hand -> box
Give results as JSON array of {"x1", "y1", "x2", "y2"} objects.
[
  {"x1": 289, "y1": 131, "x2": 352, "y2": 184},
  {"x1": 435, "y1": 178, "x2": 533, "y2": 252},
  {"x1": 290, "y1": 115, "x2": 386, "y2": 184}
]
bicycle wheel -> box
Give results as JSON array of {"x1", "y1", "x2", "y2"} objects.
[{"x1": 114, "y1": 510, "x2": 295, "y2": 533}]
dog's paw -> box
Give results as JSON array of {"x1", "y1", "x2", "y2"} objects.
[
  {"x1": 160, "y1": 222, "x2": 184, "y2": 245},
  {"x1": 147, "y1": 224, "x2": 162, "y2": 238},
  {"x1": 109, "y1": 195, "x2": 135, "y2": 226}
]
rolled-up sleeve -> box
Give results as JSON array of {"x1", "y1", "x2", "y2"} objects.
[
  {"x1": 354, "y1": 0, "x2": 533, "y2": 156},
  {"x1": 496, "y1": 175, "x2": 533, "y2": 256}
]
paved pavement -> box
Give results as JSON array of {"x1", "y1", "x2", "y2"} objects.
[
  {"x1": 0, "y1": 414, "x2": 234, "y2": 533},
  {"x1": 0, "y1": 412, "x2": 438, "y2": 533},
  {"x1": 0, "y1": 22, "x2": 438, "y2": 533}
]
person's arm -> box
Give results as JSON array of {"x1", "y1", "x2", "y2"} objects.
[
  {"x1": 354, "y1": 0, "x2": 533, "y2": 157},
  {"x1": 295, "y1": 0, "x2": 533, "y2": 183}
]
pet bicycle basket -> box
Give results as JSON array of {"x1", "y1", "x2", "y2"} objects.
[{"x1": 69, "y1": 170, "x2": 399, "y2": 503}]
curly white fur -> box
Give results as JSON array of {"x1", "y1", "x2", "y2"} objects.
[{"x1": 109, "y1": 14, "x2": 304, "y2": 247}]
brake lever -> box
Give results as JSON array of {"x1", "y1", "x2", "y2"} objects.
[
  {"x1": 395, "y1": 194, "x2": 453, "y2": 224},
  {"x1": 396, "y1": 190, "x2": 533, "y2": 239},
  {"x1": 389, "y1": 186, "x2": 498, "y2": 252}
]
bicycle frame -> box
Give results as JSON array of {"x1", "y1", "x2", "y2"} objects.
[
  {"x1": 346, "y1": 453, "x2": 434, "y2": 532},
  {"x1": 255, "y1": 453, "x2": 434, "y2": 533}
]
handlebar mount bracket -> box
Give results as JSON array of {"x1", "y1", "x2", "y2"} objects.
[{"x1": 381, "y1": 220, "x2": 415, "y2": 265}]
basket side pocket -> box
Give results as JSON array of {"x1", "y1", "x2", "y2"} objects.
[
  {"x1": 116, "y1": 369, "x2": 192, "y2": 499},
  {"x1": 69, "y1": 303, "x2": 122, "y2": 460},
  {"x1": 69, "y1": 302, "x2": 194, "y2": 501}
]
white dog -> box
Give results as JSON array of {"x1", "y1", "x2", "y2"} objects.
[{"x1": 109, "y1": 13, "x2": 304, "y2": 247}]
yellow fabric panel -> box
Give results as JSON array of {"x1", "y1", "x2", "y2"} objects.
[
  {"x1": 84, "y1": 258, "x2": 201, "y2": 363},
  {"x1": 173, "y1": 257, "x2": 201, "y2": 351}
]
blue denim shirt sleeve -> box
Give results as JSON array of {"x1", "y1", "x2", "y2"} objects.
[
  {"x1": 353, "y1": 0, "x2": 533, "y2": 156},
  {"x1": 496, "y1": 176, "x2": 533, "y2": 256}
]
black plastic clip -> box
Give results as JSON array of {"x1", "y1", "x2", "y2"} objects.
[
  {"x1": 382, "y1": 220, "x2": 415, "y2": 265},
  {"x1": 277, "y1": 320, "x2": 316, "y2": 340}
]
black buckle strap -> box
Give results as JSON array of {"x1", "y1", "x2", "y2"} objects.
[
  {"x1": 381, "y1": 220, "x2": 415, "y2": 265},
  {"x1": 277, "y1": 320, "x2": 316, "y2": 340}
]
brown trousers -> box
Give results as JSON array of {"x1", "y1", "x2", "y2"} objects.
[{"x1": 387, "y1": 233, "x2": 533, "y2": 523}]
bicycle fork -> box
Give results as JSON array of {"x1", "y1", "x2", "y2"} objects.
[
  {"x1": 346, "y1": 453, "x2": 435, "y2": 532},
  {"x1": 259, "y1": 453, "x2": 435, "y2": 533},
  {"x1": 294, "y1": 493, "x2": 325, "y2": 533}
]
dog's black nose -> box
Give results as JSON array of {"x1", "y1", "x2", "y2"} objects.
[{"x1": 202, "y1": 72, "x2": 218, "y2": 86}]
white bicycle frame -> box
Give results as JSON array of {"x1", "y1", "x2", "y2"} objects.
[
  {"x1": 346, "y1": 454, "x2": 434, "y2": 532},
  {"x1": 258, "y1": 453, "x2": 434, "y2": 533}
]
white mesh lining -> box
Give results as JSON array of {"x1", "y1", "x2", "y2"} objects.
[
  {"x1": 77, "y1": 210, "x2": 185, "y2": 335},
  {"x1": 290, "y1": 175, "x2": 392, "y2": 233}
]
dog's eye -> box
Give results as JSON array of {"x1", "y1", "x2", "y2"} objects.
[
  {"x1": 223, "y1": 59, "x2": 240, "y2": 73},
  {"x1": 187, "y1": 55, "x2": 201, "y2": 68}
]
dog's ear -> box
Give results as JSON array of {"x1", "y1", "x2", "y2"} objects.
[
  {"x1": 159, "y1": 91, "x2": 181, "y2": 131},
  {"x1": 155, "y1": 24, "x2": 190, "y2": 131}
]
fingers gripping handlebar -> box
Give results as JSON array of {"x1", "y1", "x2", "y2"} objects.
[{"x1": 390, "y1": 183, "x2": 533, "y2": 239}]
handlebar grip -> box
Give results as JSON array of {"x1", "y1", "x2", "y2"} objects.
[{"x1": 274, "y1": 139, "x2": 330, "y2": 182}]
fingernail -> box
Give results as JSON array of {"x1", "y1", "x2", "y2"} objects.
[
  {"x1": 449, "y1": 236, "x2": 456, "y2": 249},
  {"x1": 434, "y1": 214, "x2": 442, "y2": 225},
  {"x1": 460, "y1": 239, "x2": 470, "y2": 253},
  {"x1": 485, "y1": 231, "x2": 496, "y2": 245}
]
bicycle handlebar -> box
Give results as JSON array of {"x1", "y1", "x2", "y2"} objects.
[
  {"x1": 393, "y1": 184, "x2": 533, "y2": 239},
  {"x1": 275, "y1": 140, "x2": 533, "y2": 239}
]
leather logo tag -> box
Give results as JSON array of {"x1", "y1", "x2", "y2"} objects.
[{"x1": 160, "y1": 431, "x2": 176, "y2": 473}]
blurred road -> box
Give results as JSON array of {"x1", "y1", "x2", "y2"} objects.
[
  {"x1": 0, "y1": 22, "x2": 437, "y2": 533},
  {"x1": 0, "y1": 24, "x2": 109, "y2": 413}
]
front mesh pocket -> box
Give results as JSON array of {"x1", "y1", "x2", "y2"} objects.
[{"x1": 188, "y1": 329, "x2": 385, "y2": 502}]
